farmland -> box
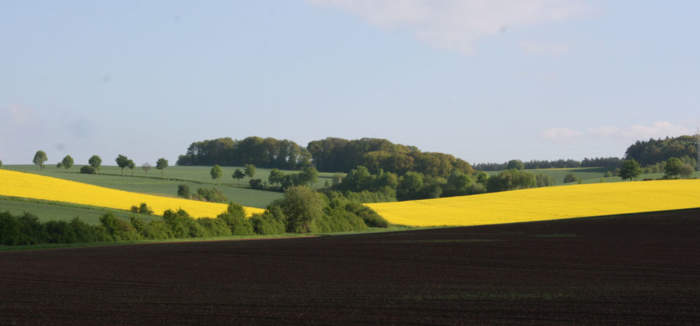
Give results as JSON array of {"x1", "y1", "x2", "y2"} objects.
[
  {"x1": 0, "y1": 169, "x2": 264, "y2": 218},
  {"x1": 486, "y1": 166, "x2": 694, "y2": 185},
  {"x1": 368, "y1": 178, "x2": 700, "y2": 226},
  {"x1": 3, "y1": 165, "x2": 341, "y2": 208},
  {"x1": 1, "y1": 208, "x2": 698, "y2": 325}
]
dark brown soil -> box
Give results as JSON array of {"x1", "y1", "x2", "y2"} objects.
[{"x1": 2, "y1": 208, "x2": 700, "y2": 325}]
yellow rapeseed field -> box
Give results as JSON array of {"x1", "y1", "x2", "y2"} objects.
[
  {"x1": 0, "y1": 169, "x2": 264, "y2": 217},
  {"x1": 367, "y1": 179, "x2": 700, "y2": 227}
]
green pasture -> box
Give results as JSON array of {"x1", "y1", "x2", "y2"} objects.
[
  {"x1": 4, "y1": 165, "x2": 341, "y2": 208},
  {"x1": 0, "y1": 195, "x2": 157, "y2": 225},
  {"x1": 486, "y1": 167, "x2": 694, "y2": 185}
]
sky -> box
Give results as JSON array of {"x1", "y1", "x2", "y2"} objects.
[{"x1": 1, "y1": 1, "x2": 698, "y2": 165}]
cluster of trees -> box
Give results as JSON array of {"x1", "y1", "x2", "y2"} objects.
[
  {"x1": 474, "y1": 157, "x2": 622, "y2": 171},
  {"x1": 0, "y1": 188, "x2": 388, "y2": 246},
  {"x1": 177, "y1": 137, "x2": 311, "y2": 169},
  {"x1": 307, "y1": 137, "x2": 474, "y2": 177},
  {"x1": 177, "y1": 185, "x2": 228, "y2": 203},
  {"x1": 330, "y1": 165, "x2": 553, "y2": 201},
  {"x1": 267, "y1": 166, "x2": 319, "y2": 190},
  {"x1": 625, "y1": 135, "x2": 698, "y2": 167}
]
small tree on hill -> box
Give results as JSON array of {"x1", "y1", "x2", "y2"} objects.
[
  {"x1": 244, "y1": 164, "x2": 256, "y2": 179},
  {"x1": 619, "y1": 159, "x2": 641, "y2": 180},
  {"x1": 89, "y1": 155, "x2": 102, "y2": 171},
  {"x1": 115, "y1": 155, "x2": 130, "y2": 175},
  {"x1": 156, "y1": 158, "x2": 168, "y2": 177},
  {"x1": 61, "y1": 155, "x2": 74, "y2": 170},
  {"x1": 33, "y1": 150, "x2": 48, "y2": 169},
  {"x1": 127, "y1": 159, "x2": 135, "y2": 175},
  {"x1": 177, "y1": 184, "x2": 190, "y2": 198},
  {"x1": 210, "y1": 165, "x2": 222, "y2": 182},
  {"x1": 563, "y1": 173, "x2": 577, "y2": 183},
  {"x1": 233, "y1": 169, "x2": 245, "y2": 184}
]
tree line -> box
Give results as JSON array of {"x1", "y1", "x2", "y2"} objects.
[
  {"x1": 28, "y1": 150, "x2": 169, "y2": 176},
  {"x1": 625, "y1": 135, "x2": 697, "y2": 167},
  {"x1": 0, "y1": 187, "x2": 388, "y2": 246},
  {"x1": 176, "y1": 137, "x2": 311, "y2": 169},
  {"x1": 474, "y1": 157, "x2": 622, "y2": 171}
]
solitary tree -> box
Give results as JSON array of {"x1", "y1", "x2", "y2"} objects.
[
  {"x1": 156, "y1": 158, "x2": 168, "y2": 177},
  {"x1": 664, "y1": 157, "x2": 683, "y2": 178},
  {"x1": 61, "y1": 155, "x2": 74, "y2": 170},
  {"x1": 115, "y1": 155, "x2": 130, "y2": 175},
  {"x1": 619, "y1": 159, "x2": 641, "y2": 180},
  {"x1": 89, "y1": 155, "x2": 102, "y2": 171},
  {"x1": 210, "y1": 164, "x2": 222, "y2": 182},
  {"x1": 244, "y1": 164, "x2": 256, "y2": 178},
  {"x1": 0, "y1": 160, "x2": 3, "y2": 168},
  {"x1": 127, "y1": 159, "x2": 135, "y2": 175},
  {"x1": 142, "y1": 162, "x2": 152, "y2": 175},
  {"x1": 232, "y1": 168, "x2": 245, "y2": 183},
  {"x1": 33, "y1": 150, "x2": 48, "y2": 169},
  {"x1": 563, "y1": 173, "x2": 577, "y2": 183}
]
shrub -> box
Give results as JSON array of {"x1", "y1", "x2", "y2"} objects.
[
  {"x1": 217, "y1": 203, "x2": 254, "y2": 235},
  {"x1": 162, "y1": 209, "x2": 206, "y2": 238},
  {"x1": 192, "y1": 187, "x2": 227, "y2": 203},
  {"x1": 177, "y1": 184, "x2": 190, "y2": 198},
  {"x1": 344, "y1": 202, "x2": 388, "y2": 228},
  {"x1": 80, "y1": 166, "x2": 96, "y2": 174},
  {"x1": 196, "y1": 218, "x2": 233, "y2": 237},
  {"x1": 130, "y1": 203, "x2": 153, "y2": 215},
  {"x1": 250, "y1": 206, "x2": 286, "y2": 235},
  {"x1": 563, "y1": 173, "x2": 577, "y2": 183},
  {"x1": 99, "y1": 213, "x2": 141, "y2": 241},
  {"x1": 249, "y1": 178, "x2": 264, "y2": 189}
]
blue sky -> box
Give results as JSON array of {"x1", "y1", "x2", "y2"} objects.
[{"x1": 1, "y1": 1, "x2": 698, "y2": 165}]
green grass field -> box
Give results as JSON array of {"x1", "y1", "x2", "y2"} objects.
[
  {"x1": 4, "y1": 165, "x2": 342, "y2": 208},
  {"x1": 0, "y1": 195, "x2": 158, "y2": 225},
  {"x1": 487, "y1": 167, "x2": 697, "y2": 185}
]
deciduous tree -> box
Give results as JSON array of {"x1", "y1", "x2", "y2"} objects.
[{"x1": 33, "y1": 150, "x2": 47, "y2": 169}]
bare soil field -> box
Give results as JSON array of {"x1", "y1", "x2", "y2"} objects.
[{"x1": 1, "y1": 208, "x2": 699, "y2": 325}]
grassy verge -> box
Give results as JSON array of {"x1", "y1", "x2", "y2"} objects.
[{"x1": 0, "y1": 225, "x2": 420, "y2": 252}]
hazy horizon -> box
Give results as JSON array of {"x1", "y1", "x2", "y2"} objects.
[{"x1": 2, "y1": 1, "x2": 698, "y2": 165}]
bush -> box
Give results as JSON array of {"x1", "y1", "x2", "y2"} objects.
[
  {"x1": 563, "y1": 173, "x2": 578, "y2": 183},
  {"x1": 196, "y1": 218, "x2": 233, "y2": 237},
  {"x1": 162, "y1": 209, "x2": 206, "y2": 238},
  {"x1": 130, "y1": 203, "x2": 153, "y2": 215},
  {"x1": 250, "y1": 207, "x2": 287, "y2": 235},
  {"x1": 217, "y1": 203, "x2": 254, "y2": 235},
  {"x1": 249, "y1": 178, "x2": 264, "y2": 189},
  {"x1": 99, "y1": 213, "x2": 141, "y2": 241},
  {"x1": 80, "y1": 166, "x2": 96, "y2": 174},
  {"x1": 177, "y1": 184, "x2": 190, "y2": 198},
  {"x1": 345, "y1": 202, "x2": 388, "y2": 227},
  {"x1": 192, "y1": 187, "x2": 227, "y2": 203}
]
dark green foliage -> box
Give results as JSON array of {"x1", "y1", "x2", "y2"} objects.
[
  {"x1": 563, "y1": 173, "x2": 578, "y2": 183},
  {"x1": 625, "y1": 135, "x2": 697, "y2": 166},
  {"x1": 217, "y1": 203, "x2": 254, "y2": 235},
  {"x1": 507, "y1": 160, "x2": 524, "y2": 170},
  {"x1": 1, "y1": 212, "x2": 111, "y2": 245},
  {"x1": 244, "y1": 164, "x2": 256, "y2": 178},
  {"x1": 0, "y1": 160, "x2": 3, "y2": 167},
  {"x1": 619, "y1": 159, "x2": 642, "y2": 180},
  {"x1": 162, "y1": 209, "x2": 206, "y2": 238},
  {"x1": 99, "y1": 213, "x2": 141, "y2": 240},
  {"x1": 679, "y1": 164, "x2": 694, "y2": 178},
  {"x1": 156, "y1": 158, "x2": 168, "y2": 176},
  {"x1": 177, "y1": 136, "x2": 311, "y2": 169},
  {"x1": 115, "y1": 154, "x2": 130, "y2": 175},
  {"x1": 127, "y1": 159, "x2": 135, "y2": 175},
  {"x1": 664, "y1": 157, "x2": 683, "y2": 178},
  {"x1": 266, "y1": 166, "x2": 321, "y2": 190},
  {"x1": 62, "y1": 155, "x2": 74, "y2": 169},
  {"x1": 250, "y1": 207, "x2": 286, "y2": 235},
  {"x1": 535, "y1": 174, "x2": 554, "y2": 187},
  {"x1": 196, "y1": 218, "x2": 232, "y2": 237},
  {"x1": 487, "y1": 169, "x2": 537, "y2": 192},
  {"x1": 33, "y1": 150, "x2": 47, "y2": 169},
  {"x1": 275, "y1": 186, "x2": 326, "y2": 233},
  {"x1": 232, "y1": 169, "x2": 245, "y2": 182},
  {"x1": 475, "y1": 157, "x2": 621, "y2": 171},
  {"x1": 249, "y1": 178, "x2": 264, "y2": 189},
  {"x1": 344, "y1": 201, "x2": 388, "y2": 227},
  {"x1": 397, "y1": 171, "x2": 424, "y2": 200},
  {"x1": 177, "y1": 184, "x2": 190, "y2": 198},
  {"x1": 210, "y1": 164, "x2": 222, "y2": 181},
  {"x1": 130, "y1": 203, "x2": 153, "y2": 215},
  {"x1": 307, "y1": 137, "x2": 473, "y2": 177},
  {"x1": 88, "y1": 155, "x2": 102, "y2": 170},
  {"x1": 192, "y1": 187, "x2": 228, "y2": 202},
  {"x1": 80, "y1": 165, "x2": 96, "y2": 174}
]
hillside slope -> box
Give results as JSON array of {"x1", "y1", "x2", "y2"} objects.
[{"x1": 367, "y1": 179, "x2": 700, "y2": 226}]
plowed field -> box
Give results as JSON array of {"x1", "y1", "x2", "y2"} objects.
[{"x1": 1, "y1": 208, "x2": 699, "y2": 325}]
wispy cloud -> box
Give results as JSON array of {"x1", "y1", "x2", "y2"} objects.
[
  {"x1": 542, "y1": 121, "x2": 693, "y2": 143},
  {"x1": 541, "y1": 127, "x2": 583, "y2": 141},
  {"x1": 308, "y1": 0, "x2": 588, "y2": 53},
  {"x1": 520, "y1": 40, "x2": 569, "y2": 56}
]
